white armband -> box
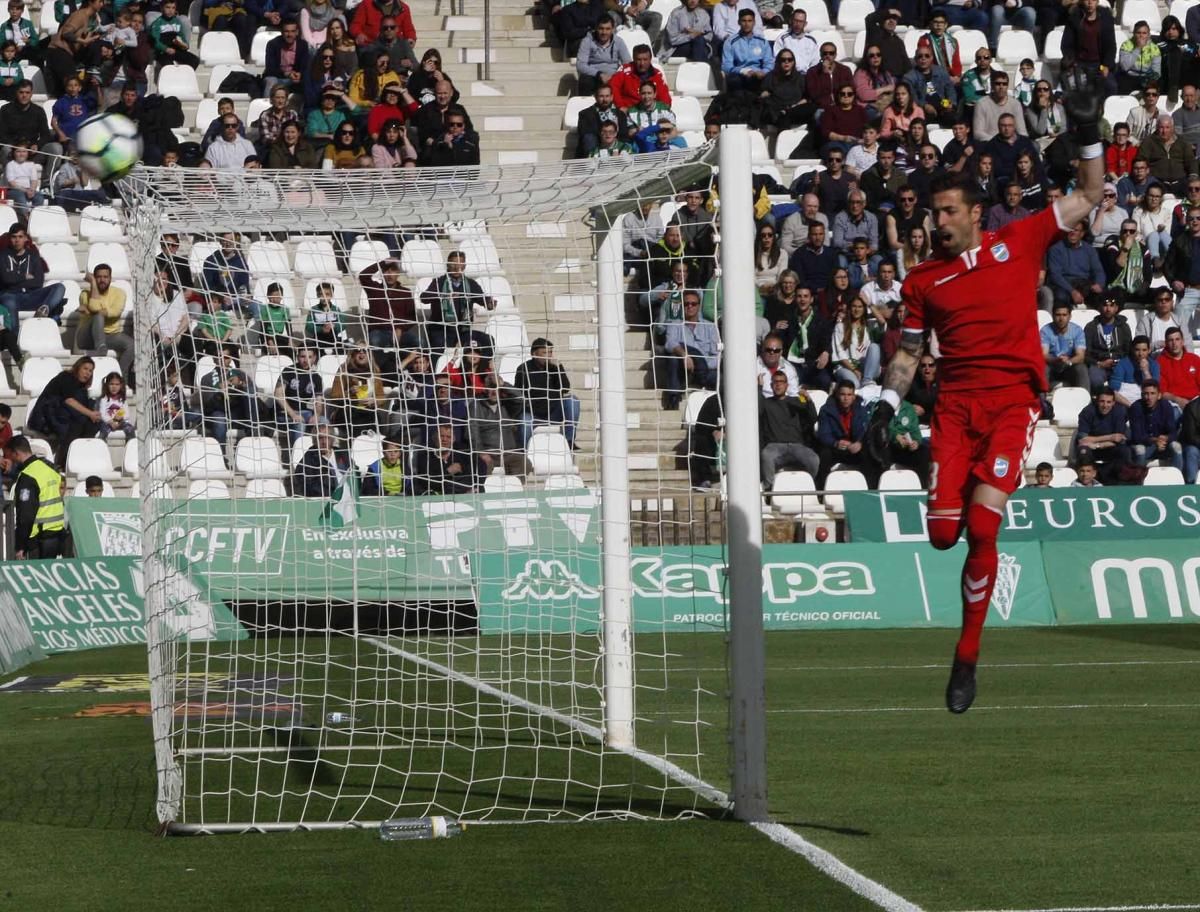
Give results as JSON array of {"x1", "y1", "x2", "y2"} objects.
[
  {"x1": 1079, "y1": 143, "x2": 1103, "y2": 160},
  {"x1": 881, "y1": 388, "x2": 902, "y2": 410}
]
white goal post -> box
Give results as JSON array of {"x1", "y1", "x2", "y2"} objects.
[{"x1": 119, "y1": 134, "x2": 764, "y2": 833}]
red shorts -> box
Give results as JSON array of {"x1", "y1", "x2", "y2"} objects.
[{"x1": 929, "y1": 388, "x2": 1042, "y2": 513}]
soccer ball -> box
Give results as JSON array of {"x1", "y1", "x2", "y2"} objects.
[{"x1": 74, "y1": 113, "x2": 143, "y2": 181}]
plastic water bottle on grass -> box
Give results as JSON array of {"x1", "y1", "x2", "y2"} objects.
[{"x1": 380, "y1": 816, "x2": 464, "y2": 841}]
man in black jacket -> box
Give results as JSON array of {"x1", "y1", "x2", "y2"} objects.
[
  {"x1": 290, "y1": 420, "x2": 348, "y2": 498},
  {"x1": 514, "y1": 337, "x2": 581, "y2": 448},
  {"x1": 412, "y1": 422, "x2": 476, "y2": 495},
  {"x1": 0, "y1": 80, "x2": 60, "y2": 166},
  {"x1": 576, "y1": 83, "x2": 631, "y2": 158},
  {"x1": 419, "y1": 250, "x2": 495, "y2": 351},
  {"x1": 759, "y1": 371, "x2": 819, "y2": 488},
  {"x1": 424, "y1": 105, "x2": 480, "y2": 167},
  {"x1": 1083, "y1": 295, "x2": 1134, "y2": 392},
  {"x1": 0, "y1": 225, "x2": 65, "y2": 324}
]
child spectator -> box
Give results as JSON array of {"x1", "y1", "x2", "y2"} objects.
[{"x1": 96, "y1": 371, "x2": 134, "y2": 438}]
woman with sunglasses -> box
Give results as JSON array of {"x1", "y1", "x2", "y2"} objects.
[
  {"x1": 348, "y1": 51, "x2": 401, "y2": 113},
  {"x1": 324, "y1": 121, "x2": 366, "y2": 169},
  {"x1": 1117, "y1": 20, "x2": 1163, "y2": 94},
  {"x1": 754, "y1": 225, "x2": 787, "y2": 298},
  {"x1": 853, "y1": 44, "x2": 895, "y2": 117},
  {"x1": 304, "y1": 42, "x2": 348, "y2": 110},
  {"x1": 1024, "y1": 80, "x2": 1066, "y2": 152},
  {"x1": 1131, "y1": 183, "x2": 1172, "y2": 265},
  {"x1": 819, "y1": 82, "x2": 867, "y2": 149},
  {"x1": 759, "y1": 50, "x2": 811, "y2": 128}
]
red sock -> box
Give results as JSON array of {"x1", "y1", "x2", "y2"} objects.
[{"x1": 957, "y1": 502, "x2": 1004, "y2": 665}]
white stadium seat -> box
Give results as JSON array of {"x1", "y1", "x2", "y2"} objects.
[
  {"x1": 235, "y1": 436, "x2": 287, "y2": 479},
  {"x1": 997, "y1": 29, "x2": 1037, "y2": 65},
  {"x1": 157, "y1": 64, "x2": 203, "y2": 101},
  {"x1": 1051, "y1": 386, "x2": 1091, "y2": 429},
  {"x1": 188, "y1": 479, "x2": 232, "y2": 499},
  {"x1": 17, "y1": 318, "x2": 69, "y2": 357},
  {"x1": 771, "y1": 471, "x2": 822, "y2": 517},
  {"x1": 317, "y1": 354, "x2": 345, "y2": 391},
  {"x1": 1121, "y1": 0, "x2": 1161, "y2": 31},
  {"x1": 180, "y1": 436, "x2": 234, "y2": 480},
  {"x1": 485, "y1": 313, "x2": 530, "y2": 357},
  {"x1": 250, "y1": 29, "x2": 278, "y2": 67},
  {"x1": 66, "y1": 438, "x2": 119, "y2": 480},
  {"x1": 1145, "y1": 465, "x2": 1185, "y2": 485},
  {"x1": 675, "y1": 61, "x2": 718, "y2": 98},
  {"x1": 193, "y1": 97, "x2": 218, "y2": 132},
  {"x1": 19, "y1": 356, "x2": 59, "y2": 395},
  {"x1": 252, "y1": 354, "x2": 293, "y2": 401},
  {"x1": 350, "y1": 434, "x2": 384, "y2": 471},
  {"x1": 400, "y1": 239, "x2": 445, "y2": 278},
  {"x1": 528, "y1": 431, "x2": 575, "y2": 475},
  {"x1": 27, "y1": 206, "x2": 76, "y2": 244},
  {"x1": 671, "y1": 95, "x2": 704, "y2": 132},
  {"x1": 252, "y1": 276, "x2": 298, "y2": 314},
  {"x1": 1026, "y1": 426, "x2": 1068, "y2": 468},
  {"x1": 484, "y1": 474, "x2": 524, "y2": 493},
  {"x1": 78, "y1": 205, "x2": 126, "y2": 241},
  {"x1": 822, "y1": 468, "x2": 868, "y2": 515},
  {"x1": 838, "y1": 0, "x2": 874, "y2": 31},
  {"x1": 615, "y1": 26, "x2": 652, "y2": 59},
  {"x1": 41, "y1": 242, "x2": 82, "y2": 280},
  {"x1": 293, "y1": 239, "x2": 339, "y2": 277},
  {"x1": 199, "y1": 30, "x2": 243, "y2": 65},
  {"x1": 879, "y1": 468, "x2": 923, "y2": 490},
  {"x1": 245, "y1": 477, "x2": 288, "y2": 498},
  {"x1": 348, "y1": 240, "x2": 391, "y2": 274},
  {"x1": 247, "y1": 240, "x2": 291, "y2": 278}
]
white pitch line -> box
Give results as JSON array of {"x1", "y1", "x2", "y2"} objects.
[
  {"x1": 364, "y1": 636, "x2": 925, "y2": 912},
  {"x1": 676, "y1": 660, "x2": 1200, "y2": 674},
  {"x1": 635, "y1": 702, "x2": 1200, "y2": 718},
  {"x1": 949, "y1": 904, "x2": 1200, "y2": 912}
]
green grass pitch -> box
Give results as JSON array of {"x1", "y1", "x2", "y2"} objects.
[{"x1": 1, "y1": 624, "x2": 1197, "y2": 911}]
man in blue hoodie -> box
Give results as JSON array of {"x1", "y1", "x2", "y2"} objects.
[{"x1": 816, "y1": 379, "x2": 877, "y2": 487}]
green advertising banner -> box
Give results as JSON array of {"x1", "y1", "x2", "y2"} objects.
[
  {"x1": 1043, "y1": 541, "x2": 1200, "y2": 625},
  {"x1": 0, "y1": 557, "x2": 246, "y2": 653},
  {"x1": 477, "y1": 542, "x2": 1054, "y2": 633},
  {"x1": 844, "y1": 487, "x2": 1200, "y2": 544},
  {"x1": 65, "y1": 492, "x2": 601, "y2": 603}
]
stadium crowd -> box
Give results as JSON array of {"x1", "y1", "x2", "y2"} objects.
[
  {"x1": 554, "y1": 0, "x2": 1200, "y2": 491},
  {"x1": 2, "y1": 0, "x2": 1200, "y2": 507}
]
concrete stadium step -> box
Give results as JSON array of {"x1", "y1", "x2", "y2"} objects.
[{"x1": 453, "y1": 45, "x2": 563, "y2": 64}]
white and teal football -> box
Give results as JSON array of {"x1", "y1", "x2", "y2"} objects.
[{"x1": 74, "y1": 113, "x2": 143, "y2": 181}]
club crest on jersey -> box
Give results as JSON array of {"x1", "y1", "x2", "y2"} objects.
[
  {"x1": 993, "y1": 456, "x2": 1010, "y2": 478},
  {"x1": 990, "y1": 242, "x2": 1010, "y2": 263}
]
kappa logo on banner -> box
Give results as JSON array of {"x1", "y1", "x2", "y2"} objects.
[{"x1": 502, "y1": 559, "x2": 599, "y2": 601}]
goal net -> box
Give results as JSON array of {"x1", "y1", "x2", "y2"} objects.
[{"x1": 123, "y1": 149, "x2": 738, "y2": 833}]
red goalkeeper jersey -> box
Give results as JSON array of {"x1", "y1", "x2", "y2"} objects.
[{"x1": 900, "y1": 204, "x2": 1067, "y2": 394}]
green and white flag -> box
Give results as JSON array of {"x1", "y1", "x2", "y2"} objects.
[{"x1": 322, "y1": 467, "x2": 359, "y2": 528}]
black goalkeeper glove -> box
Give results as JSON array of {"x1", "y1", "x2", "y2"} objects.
[
  {"x1": 1061, "y1": 68, "x2": 1102, "y2": 147},
  {"x1": 866, "y1": 399, "x2": 895, "y2": 467}
]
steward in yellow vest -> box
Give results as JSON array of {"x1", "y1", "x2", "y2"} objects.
[{"x1": 10, "y1": 435, "x2": 66, "y2": 559}]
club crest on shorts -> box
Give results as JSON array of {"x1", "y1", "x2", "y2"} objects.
[
  {"x1": 990, "y1": 242, "x2": 1010, "y2": 263},
  {"x1": 993, "y1": 455, "x2": 1010, "y2": 478}
]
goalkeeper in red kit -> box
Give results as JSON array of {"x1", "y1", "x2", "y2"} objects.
[{"x1": 866, "y1": 72, "x2": 1105, "y2": 714}]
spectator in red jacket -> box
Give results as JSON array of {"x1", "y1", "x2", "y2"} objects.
[
  {"x1": 608, "y1": 44, "x2": 672, "y2": 108},
  {"x1": 1157, "y1": 326, "x2": 1200, "y2": 406},
  {"x1": 351, "y1": 0, "x2": 415, "y2": 47},
  {"x1": 1105, "y1": 121, "x2": 1137, "y2": 181}
]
